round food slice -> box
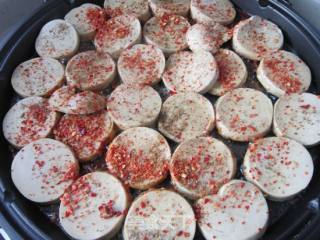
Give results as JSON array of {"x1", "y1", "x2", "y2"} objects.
[
  {"x1": 143, "y1": 15, "x2": 190, "y2": 55},
  {"x1": 190, "y1": 0, "x2": 236, "y2": 25},
  {"x1": 107, "y1": 84, "x2": 162, "y2": 130},
  {"x1": 149, "y1": 0, "x2": 191, "y2": 17},
  {"x1": 233, "y1": 16, "x2": 284, "y2": 60},
  {"x1": 257, "y1": 50, "x2": 311, "y2": 97},
  {"x1": 215, "y1": 88, "x2": 273, "y2": 142},
  {"x1": 209, "y1": 49, "x2": 248, "y2": 96},
  {"x1": 123, "y1": 189, "x2": 196, "y2": 240},
  {"x1": 54, "y1": 110, "x2": 115, "y2": 162},
  {"x1": 59, "y1": 172, "x2": 129, "y2": 240},
  {"x1": 243, "y1": 137, "x2": 314, "y2": 201},
  {"x1": 273, "y1": 93, "x2": 320, "y2": 147},
  {"x1": 171, "y1": 137, "x2": 236, "y2": 199},
  {"x1": 3, "y1": 97, "x2": 59, "y2": 148},
  {"x1": 94, "y1": 14, "x2": 141, "y2": 59},
  {"x1": 162, "y1": 51, "x2": 218, "y2": 94},
  {"x1": 106, "y1": 127, "x2": 171, "y2": 189},
  {"x1": 66, "y1": 50, "x2": 116, "y2": 91},
  {"x1": 11, "y1": 138, "x2": 79, "y2": 203},
  {"x1": 11, "y1": 57, "x2": 64, "y2": 97},
  {"x1": 195, "y1": 180, "x2": 269, "y2": 240},
  {"x1": 117, "y1": 44, "x2": 165, "y2": 86},
  {"x1": 35, "y1": 19, "x2": 79, "y2": 59},
  {"x1": 158, "y1": 92, "x2": 215, "y2": 143}
]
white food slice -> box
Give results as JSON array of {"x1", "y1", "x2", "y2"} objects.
[
  {"x1": 257, "y1": 50, "x2": 311, "y2": 97},
  {"x1": 195, "y1": 180, "x2": 269, "y2": 240},
  {"x1": 243, "y1": 137, "x2": 314, "y2": 201},
  {"x1": 35, "y1": 19, "x2": 79, "y2": 59},
  {"x1": 158, "y1": 92, "x2": 215, "y2": 143},
  {"x1": 54, "y1": 110, "x2": 116, "y2": 162},
  {"x1": 94, "y1": 14, "x2": 141, "y2": 59},
  {"x1": 11, "y1": 57, "x2": 64, "y2": 97},
  {"x1": 107, "y1": 84, "x2": 162, "y2": 130},
  {"x1": 66, "y1": 50, "x2": 116, "y2": 91},
  {"x1": 162, "y1": 51, "x2": 219, "y2": 94},
  {"x1": 215, "y1": 88, "x2": 273, "y2": 142},
  {"x1": 65, "y1": 3, "x2": 102, "y2": 40},
  {"x1": 233, "y1": 16, "x2": 284, "y2": 60},
  {"x1": 186, "y1": 22, "x2": 232, "y2": 54},
  {"x1": 11, "y1": 138, "x2": 79, "y2": 203},
  {"x1": 59, "y1": 172, "x2": 129, "y2": 240},
  {"x1": 171, "y1": 137, "x2": 236, "y2": 199},
  {"x1": 190, "y1": 0, "x2": 236, "y2": 25},
  {"x1": 143, "y1": 15, "x2": 190, "y2": 55},
  {"x1": 209, "y1": 49, "x2": 248, "y2": 96},
  {"x1": 3, "y1": 97, "x2": 59, "y2": 148},
  {"x1": 273, "y1": 93, "x2": 320, "y2": 147},
  {"x1": 117, "y1": 44, "x2": 165, "y2": 86},
  {"x1": 106, "y1": 127, "x2": 171, "y2": 189},
  {"x1": 149, "y1": 0, "x2": 191, "y2": 17},
  {"x1": 123, "y1": 189, "x2": 196, "y2": 240}
]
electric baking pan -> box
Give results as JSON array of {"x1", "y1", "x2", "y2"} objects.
[{"x1": 0, "y1": 0, "x2": 320, "y2": 239}]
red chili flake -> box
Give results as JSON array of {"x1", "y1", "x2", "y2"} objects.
[
  {"x1": 193, "y1": 204, "x2": 202, "y2": 221},
  {"x1": 35, "y1": 160, "x2": 45, "y2": 168},
  {"x1": 98, "y1": 200, "x2": 122, "y2": 219},
  {"x1": 140, "y1": 201, "x2": 147, "y2": 208},
  {"x1": 86, "y1": 7, "x2": 107, "y2": 29},
  {"x1": 300, "y1": 104, "x2": 311, "y2": 109},
  {"x1": 105, "y1": 7, "x2": 123, "y2": 19},
  {"x1": 57, "y1": 164, "x2": 78, "y2": 184}
]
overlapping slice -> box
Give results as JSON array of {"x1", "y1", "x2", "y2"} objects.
[{"x1": 149, "y1": 0, "x2": 191, "y2": 17}]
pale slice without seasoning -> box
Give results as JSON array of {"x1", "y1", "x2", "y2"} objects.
[
  {"x1": 243, "y1": 137, "x2": 314, "y2": 201},
  {"x1": 257, "y1": 50, "x2": 311, "y2": 97},
  {"x1": 54, "y1": 110, "x2": 115, "y2": 162},
  {"x1": 143, "y1": 15, "x2": 190, "y2": 55},
  {"x1": 3, "y1": 97, "x2": 59, "y2": 148},
  {"x1": 215, "y1": 88, "x2": 273, "y2": 142},
  {"x1": 190, "y1": 0, "x2": 236, "y2": 25},
  {"x1": 149, "y1": 0, "x2": 191, "y2": 17},
  {"x1": 195, "y1": 180, "x2": 269, "y2": 240},
  {"x1": 170, "y1": 137, "x2": 236, "y2": 199},
  {"x1": 107, "y1": 84, "x2": 162, "y2": 130},
  {"x1": 11, "y1": 57, "x2": 64, "y2": 97},
  {"x1": 162, "y1": 51, "x2": 219, "y2": 94},
  {"x1": 158, "y1": 92, "x2": 215, "y2": 143},
  {"x1": 106, "y1": 127, "x2": 171, "y2": 189},
  {"x1": 123, "y1": 189, "x2": 196, "y2": 240},
  {"x1": 209, "y1": 49, "x2": 248, "y2": 96},
  {"x1": 66, "y1": 50, "x2": 116, "y2": 91},
  {"x1": 233, "y1": 16, "x2": 284, "y2": 60},
  {"x1": 11, "y1": 138, "x2": 79, "y2": 203},
  {"x1": 274, "y1": 93, "x2": 320, "y2": 147},
  {"x1": 117, "y1": 44, "x2": 165, "y2": 86},
  {"x1": 35, "y1": 19, "x2": 79, "y2": 59},
  {"x1": 59, "y1": 172, "x2": 129, "y2": 240},
  {"x1": 94, "y1": 14, "x2": 141, "y2": 59}
]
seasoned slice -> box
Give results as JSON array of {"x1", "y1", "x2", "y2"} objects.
[
  {"x1": 195, "y1": 180, "x2": 269, "y2": 240},
  {"x1": 233, "y1": 16, "x2": 284, "y2": 60},
  {"x1": 35, "y1": 19, "x2": 79, "y2": 59},
  {"x1": 107, "y1": 84, "x2": 162, "y2": 130},
  {"x1": 209, "y1": 49, "x2": 247, "y2": 96},
  {"x1": 257, "y1": 50, "x2": 311, "y2": 97},
  {"x1": 106, "y1": 127, "x2": 171, "y2": 189},
  {"x1": 149, "y1": 0, "x2": 191, "y2": 17},
  {"x1": 243, "y1": 137, "x2": 314, "y2": 201},
  {"x1": 66, "y1": 50, "x2": 116, "y2": 91},
  {"x1": 94, "y1": 14, "x2": 141, "y2": 59},
  {"x1": 3, "y1": 97, "x2": 59, "y2": 148},
  {"x1": 158, "y1": 92, "x2": 215, "y2": 143},
  {"x1": 162, "y1": 51, "x2": 219, "y2": 94},
  {"x1": 54, "y1": 110, "x2": 115, "y2": 162},
  {"x1": 117, "y1": 44, "x2": 165, "y2": 86},
  {"x1": 123, "y1": 189, "x2": 196, "y2": 239},
  {"x1": 171, "y1": 137, "x2": 236, "y2": 199},
  {"x1": 190, "y1": 0, "x2": 236, "y2": 25},
  {"x1": 11, "y1": 57, "x2": 64, "y2": 97},
  {"x1": 273, "y1": 93, "x2": 320, "y2": 146},
  {"x1": 215, "y1": 88, "x2": 273, "y2": 142},
  {"x1": 143, "y1": 15, "x2": 190, "y2": 55},
  {"x1": 60, "y1": 172, "x2": 129, "y2": 240},
  {"x1": 11, "y1": 138, "x2": 79, "y2": 203}
]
